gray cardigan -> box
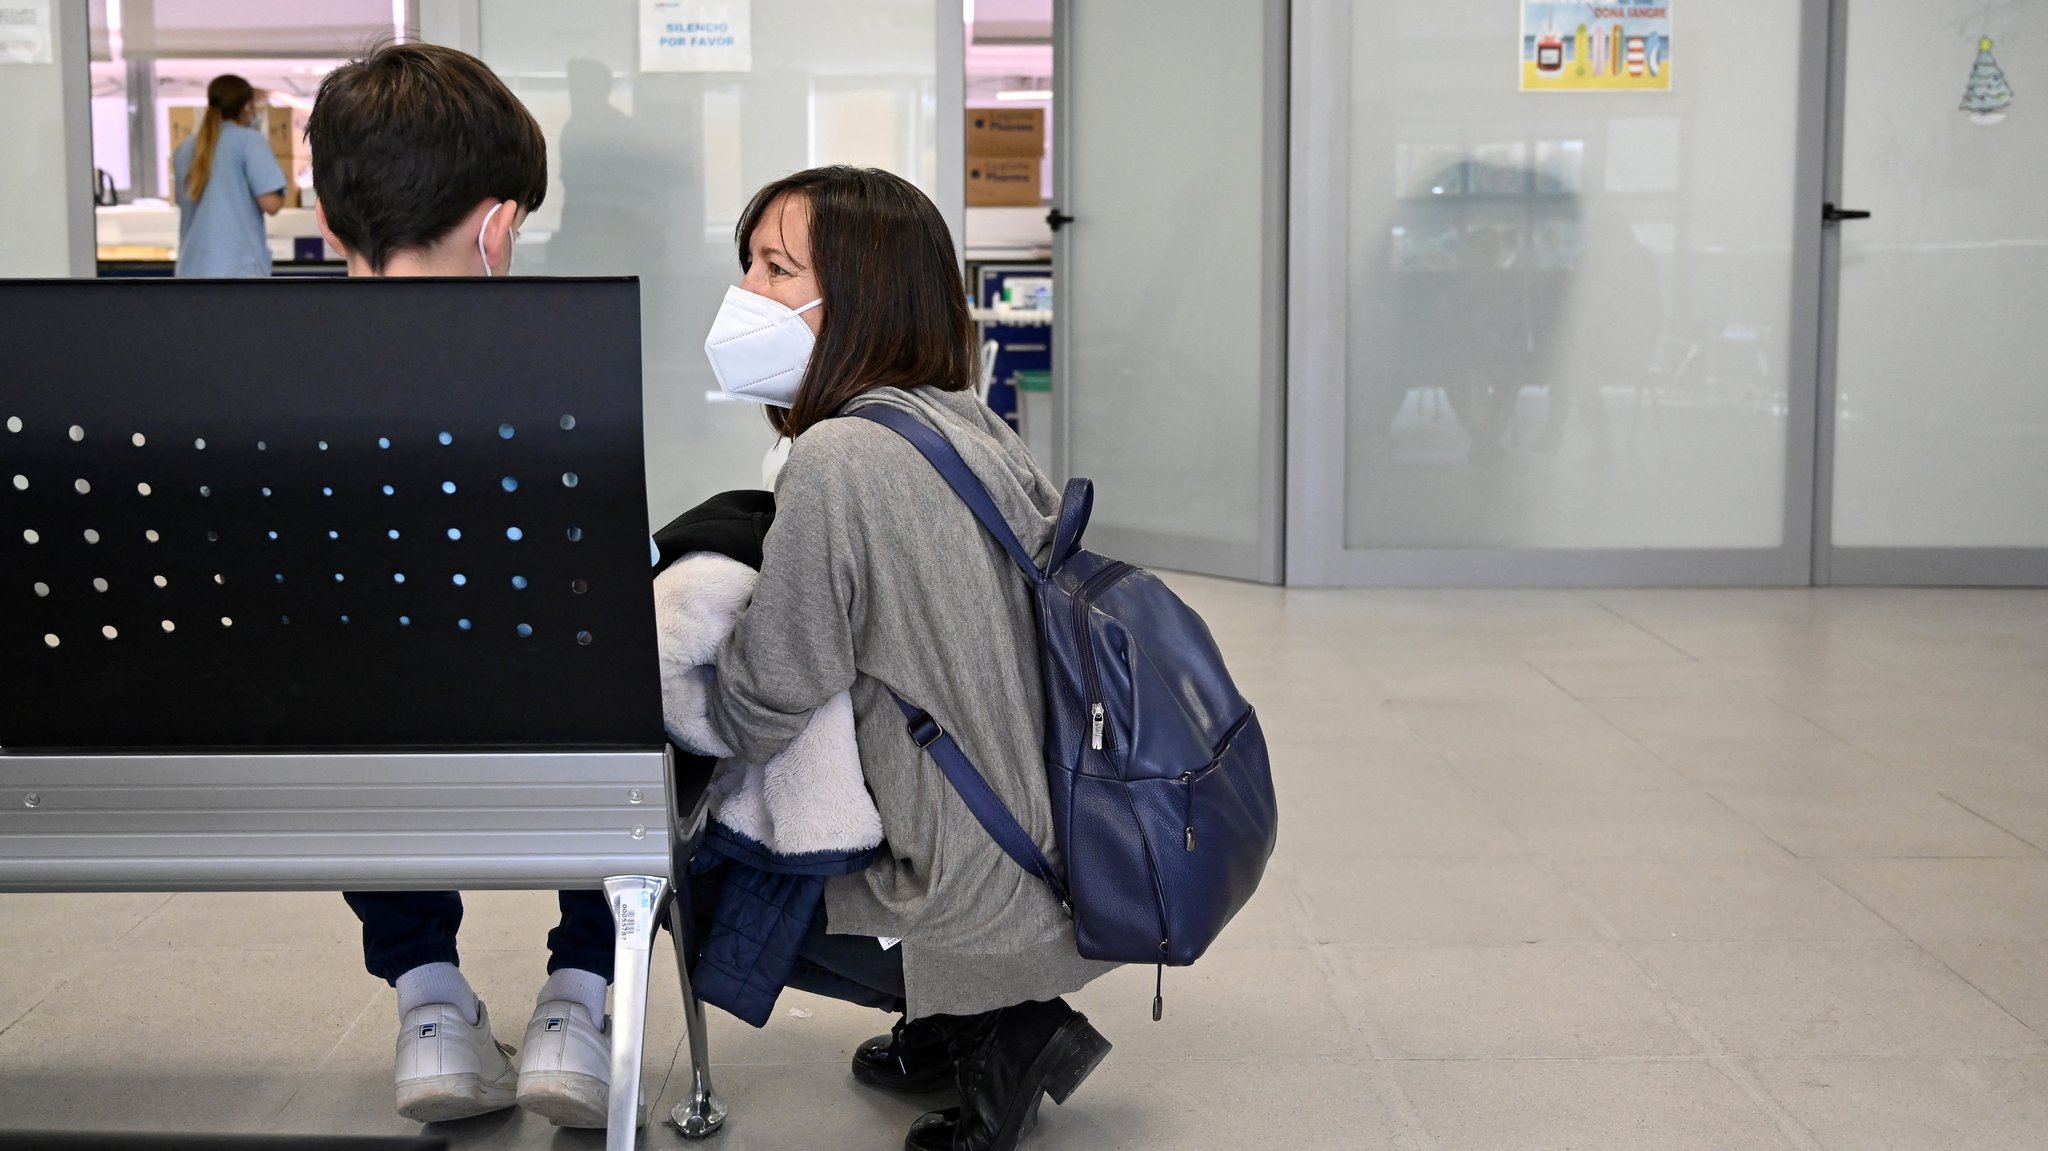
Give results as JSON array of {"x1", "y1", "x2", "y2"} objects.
[{"x1": 706, "y1": 385, "x2": 1117, "y2": 1018}]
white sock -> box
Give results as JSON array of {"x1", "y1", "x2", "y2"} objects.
[
  {"x1": 395, "y1": 962, "x2": 479, "y2": 1022},
  {"x1": 537, "y1": 966, "x2": 610, "y2": 1027}
]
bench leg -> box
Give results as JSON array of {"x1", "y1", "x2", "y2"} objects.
[
  {"x1": 667, "y1": 870, "x2": 728, "y2": 1139},
  {"x1": 603, "y1": 873, "x2": 668, "y2": 1151}
]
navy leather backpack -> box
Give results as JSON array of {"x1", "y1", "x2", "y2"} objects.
[{"x1": 854, "y1": 408, "x2": 1279, "y2": 1018}]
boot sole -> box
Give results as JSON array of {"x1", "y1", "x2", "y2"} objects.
[
  {"x1": 397, "y1": 1072, "x2": 519, "y2": 1123},
  {"x1": 851, "y1": 1060, "x2": 959, "y2": 1095},
  {"x1": 1041, "y1": 1015, "x2": 1112, "y2": 1106}
]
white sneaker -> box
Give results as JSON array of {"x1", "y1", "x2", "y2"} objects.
[
  {"x1": 516, "y1": 999, "x2": 613, "y2": 1128},
  {"x1": 394, "y1": 1000, "x2": 520, "y2": 1122}
]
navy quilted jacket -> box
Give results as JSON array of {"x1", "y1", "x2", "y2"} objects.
[{"x1": 654, "y1": 490, "x2": 878, "y2": 1027}]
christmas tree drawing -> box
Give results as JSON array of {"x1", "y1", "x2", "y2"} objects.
[{"x1": 1961, "y1": 37, "x2": 2013, "y2": 125}]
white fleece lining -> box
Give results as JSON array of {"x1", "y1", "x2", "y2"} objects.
[{"x1": 654, "y1": 552, "x2": 883, "y2": 855}]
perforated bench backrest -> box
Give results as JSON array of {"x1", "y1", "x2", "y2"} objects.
[{"x1": 0, "y1": 278, "x2": 661, "y2": 752}]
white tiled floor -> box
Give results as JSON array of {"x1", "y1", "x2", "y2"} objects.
[{"x1": 4, "y1": 582, "x2": 2047, "y2": 1149}]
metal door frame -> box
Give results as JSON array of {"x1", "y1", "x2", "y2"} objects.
[
  {"x1": 1812, "y1": 0, "x2": 2048, "y2": 587},
  {"x1": 1284, "y1": 0, "x2": 1833, "y2": 587}
]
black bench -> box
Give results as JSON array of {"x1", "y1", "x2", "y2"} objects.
[{"x1": 0, "y1": 278, "x2": 725, "y2": 1147}]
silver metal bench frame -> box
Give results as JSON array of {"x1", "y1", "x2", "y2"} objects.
[{"x1": 0, "y1": 747, "x2": 727, "y2": 1147}]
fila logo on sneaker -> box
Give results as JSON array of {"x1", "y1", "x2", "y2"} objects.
[
  {"x1": 418, "y1": 1023, "x2": 438, "y2": 1038},
  {"x1": 545, "y1": 1018, "x2": 564, "y2": 1032}
]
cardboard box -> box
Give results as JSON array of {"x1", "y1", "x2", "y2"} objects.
[
  {"x1": 260, "y1": 103, "x2": 309, "y2": 162},
  {"x1": 966, "y1": 107, "x2": 1045, "y2": 157},
  {"x1": 167, "y1": 102, "x2": 308, "y2": 207},
  {"x1": 966, "y1": 155, "x2": 1043, "y2": 207}
]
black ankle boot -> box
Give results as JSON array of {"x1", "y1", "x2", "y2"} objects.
[
  {"x1": 902, "y1": 999, "x2": 1112, "y2": 1151},
  {"x1": 852, "y1": 1014, "x2": 961, "y2": 1095}
]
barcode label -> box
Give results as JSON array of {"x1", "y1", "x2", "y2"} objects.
[{"x1": 615, "y1": 889, "x2": 655, "y2": 951}]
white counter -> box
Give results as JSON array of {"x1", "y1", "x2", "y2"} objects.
[{"x1": 95, "y1": 204, "x2": 328, "y2": 261}]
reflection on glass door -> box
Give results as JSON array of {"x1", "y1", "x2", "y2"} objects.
[
  {"x1": 1826, "y1": 1, "x2": 2048, "y2": 583},
  {"x1": 458, "y1": 0, "x2": 939, "y2": 527},
  {"x1": 1054, "y1": 0, "x2": 1286, "y2": 582},
  {"x1": 1289, "y1": 0, "x2": 1823, "y2": 586}
]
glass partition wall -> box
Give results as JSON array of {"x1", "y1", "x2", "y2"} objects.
[
  {"x1": 415, "y1": 1, "x2": 2048, "y2": 585},
  {"x1": 1289, "y1": 0, "x2": 2045, "y2": 586},
  {"x1": 1288, "y1": 0, "x2": 1828, "y2": 585}
]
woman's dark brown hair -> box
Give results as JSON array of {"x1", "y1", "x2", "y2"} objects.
[{"x1": 734, "y1": 166, "x2": 975, "y2": 439}]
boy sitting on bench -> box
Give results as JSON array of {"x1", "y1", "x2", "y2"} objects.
[{"x1": 308, "y1": 42, "x2": 615, "y2": 1128}]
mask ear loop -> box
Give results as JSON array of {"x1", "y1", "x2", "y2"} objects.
[
  {"x1": 478, "y1": 201, "x2": 505, "y2": 278},
  {"x1": 787, "y1": 298, "x2": 824, "y2": 334}
]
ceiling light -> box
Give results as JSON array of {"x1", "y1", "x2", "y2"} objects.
[{"x1": 996, "y1": 90, "x2": 1053, "y2": 102}]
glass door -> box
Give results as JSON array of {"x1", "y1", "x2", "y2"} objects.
[
  {"x1": 1821, "y1": 0, "x2": 2048, "y2": 584},
  {"x1": 1288, "y1": 0, "x2": 1829, "y2": 586},
  {"x1": 1050, "y1": 0, "x2": 1287, "y2": 582}
]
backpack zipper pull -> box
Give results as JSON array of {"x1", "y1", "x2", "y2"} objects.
[
  {"x1": 1152, "y1": 960, "x2": 1165, "y2": 1022},
  {"x1": 1090, "y1": 703, "x2": 1105, "y2": 750}
]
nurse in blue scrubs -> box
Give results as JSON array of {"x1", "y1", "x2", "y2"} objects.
[{"x1": 171, "y1": 75, "x2": 288, "y2": 277}]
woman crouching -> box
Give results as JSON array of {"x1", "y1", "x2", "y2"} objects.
[{"x1": 698, "y1": 165, "x2": 1115, "y2": 1151}]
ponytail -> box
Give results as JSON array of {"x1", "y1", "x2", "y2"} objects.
[
  {"x1": 186, "y1": 74, "x2": 256, "y2": 203},
  {"x1": 185, "y1": 108, "x2": 224, "y2": 202}
]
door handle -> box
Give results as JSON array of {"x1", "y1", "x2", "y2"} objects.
[
  {"x1": 1046, "y1": 208, "x2": 1076, "y2": 231},
  {"x1": 1822, "y1": 202, "x2": 1872, "y2": 223}
]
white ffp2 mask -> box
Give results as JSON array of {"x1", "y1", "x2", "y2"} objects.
[{"x1": 703, "y1": 285, "x2": 823, "y2": 408}]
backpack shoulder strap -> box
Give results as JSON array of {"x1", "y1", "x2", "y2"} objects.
[
  {"x1": 892, "y1": 694, "x2": 1072, "y2": 911},
  {"x1": 854, "y1": 407, "x2": 1073, "y2": 908},
  {"x1": 851, "y1": 406, "x2": 1042, "y2": 582}
]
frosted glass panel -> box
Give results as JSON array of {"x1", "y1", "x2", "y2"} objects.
[
  {"x1": 1832, "y1": 3, "x2": 2048, "y2": 548},
  {"x1": 0, "y1": 10, "x2": 79, "y2": 278},
  {"x1": 1343, "y1": 0, "x2": 1799, "y2": 550},
  {"x1": 1062, "y1": 0, "x2": 1277, "y2": 560},
  {"x1": 124, "y1": 0, "x2": 398, "y2": 56},
  {"x1": 472, "y1": 0, "x2": 936, "y2": 525}
]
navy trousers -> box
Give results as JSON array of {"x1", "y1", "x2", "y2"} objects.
[
  {"x1": 343, "y1": 890, "x2": 617, "y2": 984},
  {"x1": 344, "y1": 885, "x2": 905, "y2": 1013},
  {"x1": 785, "y1": 904, "x2": 909, "y2": 1014}
]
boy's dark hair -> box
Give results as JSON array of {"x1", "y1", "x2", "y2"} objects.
[
  {"x1": 735, "y1": 166, "x2": 975, "y2": 440},
  {"x1": 308, "y1": 42, "x2": 547, "y2": 272}
]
